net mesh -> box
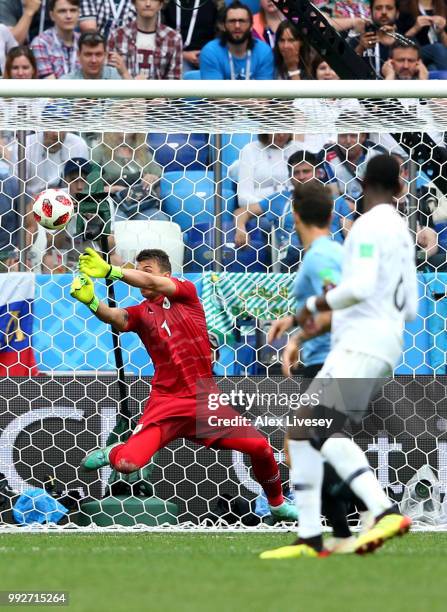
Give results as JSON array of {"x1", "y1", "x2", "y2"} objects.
[
  {"x1": 0, "y1": 90, "x2": 446, "y2": 530},
  {"x1": 1, "y1": 96, "x2": 447, "y2": 134}
]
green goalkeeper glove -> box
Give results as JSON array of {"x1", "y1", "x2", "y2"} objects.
[
  {"x1": 79, "y1": 247, "x2": 123, "y2": 280},
  {"x1": 70, "y1": 274, "x2": 100, "y2": 312}
]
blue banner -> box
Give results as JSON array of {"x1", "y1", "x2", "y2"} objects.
[{"x1": 32, "y1": 273, "x2": 446, "y2": 375}]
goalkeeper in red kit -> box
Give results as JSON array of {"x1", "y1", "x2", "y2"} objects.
[{"x1": 70, "y1": 247, "x2": 298, "y2": 521}]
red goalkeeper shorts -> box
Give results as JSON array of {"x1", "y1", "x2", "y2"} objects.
[{"x1": 133, "y1": 393, "x2": 263, "y2": 448}]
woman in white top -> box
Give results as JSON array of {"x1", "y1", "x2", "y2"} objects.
[{"x1": 236, "y1": 133, "x2": 302, "y2": 208}]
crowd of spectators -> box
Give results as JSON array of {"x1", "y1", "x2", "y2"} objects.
[
  {"x1": 0, "y1": 0, "x2": 444, "y2": 85},
  {"x1": 0, "y1": 0, "x2": 446, "y2": 274}
]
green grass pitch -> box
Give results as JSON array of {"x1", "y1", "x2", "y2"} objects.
[{"x1": 0, "y1": 532, "x2": 444, "y2": 612}]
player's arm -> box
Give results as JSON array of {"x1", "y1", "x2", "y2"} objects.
[
  {"x1": 296, "y1": 232, "x2": 379, "y2": 325},
  {"x1": 78, "y1": 248, "x2": 177, "y2": 296},
  {"x1": 282, "y1": 313, "x2": 332, "y2": 376},
  {"x1": 70, "y1": 274, "x2": 128, "y2": 332}
]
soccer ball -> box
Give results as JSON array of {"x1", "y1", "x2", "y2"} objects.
[{"x1": 33, "y1": 189, "x2": 75, "y2": 230}]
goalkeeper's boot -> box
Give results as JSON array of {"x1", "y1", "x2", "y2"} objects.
[
  {"x1": 260, "y1": 537, "x2": 330, "y2": 560},
  {"x1": 324, "y1": 536, "x2": 357, "y2": 554},
  {"x1": 355, "y1": 508, "x2": 412, "y2": 555},
  {"x1": 269, "y1": 500, "x2": 298, "y2": 523},
  {"x1": 81, "y1": 443, "x2": 121, "y2": 470}
]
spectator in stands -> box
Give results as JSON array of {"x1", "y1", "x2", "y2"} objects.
[
  {"x1": 163, "y1": 0, "x2": 222, "y2": 72},
  {"x1": 91, "y1": 132, "x2": 165, "y2": 220},
  {"x1": 20, "y1": 123, "x2": 89, "y2": 198},
  {"x1": 1, "y1": 47, "x2": 42, "y2": 122},
  {"x1": 0, "y1": 0, "x2": 49, "y2": 44},
  {"x1": 235, "y1": 134, "x2": 302, "y2": 208},
  {"x1": 30, "y1": 0, "x2": 81, "y2": 79},
  {"x1": 333, "y1": 0, "x2": 371, "y2": 21},
  {"x1": 400, "y1": 0, "x2": 447, "y2": 70},
  {"x1": 79, "y1": 0, "x2": 136, "y2": 39},
  {"x1": 15, "y1": 111, "x2": 87, "y2": 264},
  {"x1": 292, "y1": 56, "x2": 361, "y2": 151},
  {"x1": 310, "y1": 55, "x2": 340, "y2": 81},
  {"x1": 273, "y1": 20, "x2": 311, "y2": 80},
  {"x1": 382, "y1": 41, "x2": 429, "y2": 78},
  {"x1": 200, "y1": 1, "x2": 274, "y2": 80},
  {"x1": 108, "y1": 0, "x2": 182, "y2": 79},
  {"x1": 3, "y1": 44, "x2": 37, "y2": 77},
  {"x1": 325, "y1": 122, "x2": 387, "y2": 215},
  {"x1": 234, "y1": 150, "x2": 352, "y2": 270},
  {"x1": 61, "y1": 31, "x2": 129, "y2": 79},
  {"x1": 0, "y1": 25, "x2": 18, "y2": 74},
  {"x1": 253, "y1": 0, "x2": 285, "y2": 48},
  {"x1": 353, "y1": 0, "x2": 405, "y2": 77},
  {"x1": 253, "y1": 0, "x2": 365, "y2": 48}
]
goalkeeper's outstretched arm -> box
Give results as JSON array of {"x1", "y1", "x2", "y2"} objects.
[{"x1": 79, "y1": 248, "x2": 178, "y2": 297}]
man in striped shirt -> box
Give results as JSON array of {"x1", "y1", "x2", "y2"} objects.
[
  {"x1": 108, "y1": 0, "x2": 182, "y2": 79},
  {"x1": 79, "y1": 0, "x2": 136, "y2": 39}
]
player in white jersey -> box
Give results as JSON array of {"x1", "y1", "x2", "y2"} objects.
[{"x1": 261, "y1": 155, "x2": 418, "y2": 559}]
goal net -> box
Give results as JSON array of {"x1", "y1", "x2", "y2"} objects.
[{"x1": 1, "y1": 80, "x2": 447, "y2": 531}]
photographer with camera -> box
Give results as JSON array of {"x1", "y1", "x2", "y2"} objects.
[{"x1": 91, "y1": 132, "x2": 167, "y2": 222}]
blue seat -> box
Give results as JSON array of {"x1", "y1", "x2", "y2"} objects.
[
  {"x1": 183, "y1": 70, "x2": 201, "y2": 80},
  {"x1": 160, "y1": 170, "x2": 236, "y2": 231},
  {"x1": 148, "y1": 133, "x2": 209, "y2": 172},
  {"x1": 183, "y1": 219, "x2": 271, "y2": 272},
  {"x1": 218, "y1": 133, "x2": 255, "y2": 170},
  {"x1": 429, "y1": 70, "x2": 447, "y2": 79},
  {"x1": 224, "y1": 0, "x2": 260, "y2": 13}
]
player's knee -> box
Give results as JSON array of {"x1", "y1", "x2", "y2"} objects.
[
  {"x1": 110, "y1": 449, "x2": 142, "y2": 473},
  {"x1": 251, "y1": 437, "x2": 274, "y2": 460}
]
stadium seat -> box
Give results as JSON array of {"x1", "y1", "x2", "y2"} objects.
[
  {"x1": 114, "y1": 220, "x2": 184, "y2": 273},
  {"x1": 217, "y1": 133, "x2": 256, "y2": 174},
  {"x1": 429, "y1": 70, "x2": 447, "y2": 79},
  {"x1": 148, "y1": 133, "x2": 210, "y2": 172},
  {"x1": 183, "y1": 70, "x2": 201, "y2": 80},
  {"x1": 224, "y1": 0, "x2": 260, "y2": 13},
  {"x1": 160, "y1": 170, "x2": 237, "y2": 231},
  {"x1": 183, "y1": 219, "x2": 271, "y2": 272}
]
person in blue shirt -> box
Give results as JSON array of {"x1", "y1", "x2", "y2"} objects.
[
  {"x1": 199, "y1": 1, "x2": 274, "y2": 80},
  {"x1": 234, "y1": 149, "x2": 353, "y2": 271},
  {"x1": 268, "y1": 179, "x2": 343, "y2": 378}
]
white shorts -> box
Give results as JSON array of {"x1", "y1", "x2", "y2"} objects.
[
  {"x1": 316, "y1": 348, "x2": 393, "y2": 380},
  {"x1": 307, "y1": 348, "x2": 392, "y2": 423}
]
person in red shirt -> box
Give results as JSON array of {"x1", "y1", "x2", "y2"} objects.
[{"x1": 70, "y1": 247, "x2": 297, "y2": 521}]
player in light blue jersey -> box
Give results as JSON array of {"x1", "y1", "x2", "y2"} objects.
[{"x1": 267, "y1": 180, "x2": 343, "y2": 379}]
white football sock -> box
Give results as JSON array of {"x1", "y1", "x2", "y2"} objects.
[
  {"x1": 288, "y1": 439, "x2": 324, "y2": 539},
  {"x1": 321, "y1": 437, "x2": 392, "y2": 517}
]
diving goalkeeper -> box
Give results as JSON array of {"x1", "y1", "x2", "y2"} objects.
[{"x1": 71, "y1": 247, "x2": 298, "y2": 522}]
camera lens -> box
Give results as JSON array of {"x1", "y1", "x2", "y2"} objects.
[{"x1": 415, "y1": 479, "x2": 432, "y2": 500}]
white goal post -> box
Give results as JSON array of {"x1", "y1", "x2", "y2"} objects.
[{"x1": 0, "y1": 80, "x2": 446, "y2": 531}]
